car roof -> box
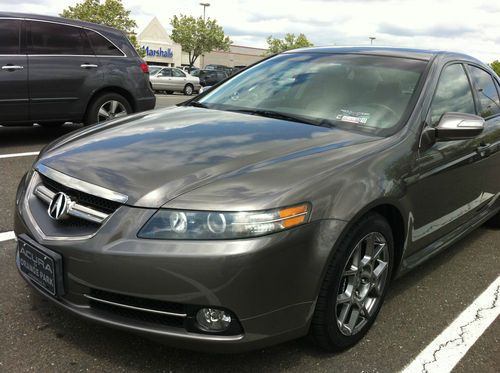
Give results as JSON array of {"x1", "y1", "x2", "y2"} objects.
[
  {"x1": 0, "y1": 11, "x2": 122, "y2": 35},
  {"x1": 285, "y1": 46, "x2": 482, "y2": 63}
]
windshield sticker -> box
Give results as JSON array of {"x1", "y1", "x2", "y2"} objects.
[{"x1": 336, "y1": 109, "x2": 370, "y2": 124}]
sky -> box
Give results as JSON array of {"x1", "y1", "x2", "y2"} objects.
[{"x1": 1, "y1": 0, "x2": 499, "y2": 63}]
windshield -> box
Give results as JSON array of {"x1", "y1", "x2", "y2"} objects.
[{"x1": 197, "y1": 53, "x2": 427, "y2": 135}]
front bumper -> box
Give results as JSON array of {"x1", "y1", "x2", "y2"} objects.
[
  {"x1": 135, "y1": 95, "x2": 156, "y2": 113},
  {"x1": 15, "y1": 192, "x2": 346, "y2": 352}
]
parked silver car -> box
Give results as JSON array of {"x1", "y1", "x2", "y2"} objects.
[{"x1": 149, "y1": 67, "x2": 201, "y2": 95}]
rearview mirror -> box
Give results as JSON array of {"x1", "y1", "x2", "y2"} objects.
[{"x1": 435, "y1": 112, "x2": 485, "y2": 141}]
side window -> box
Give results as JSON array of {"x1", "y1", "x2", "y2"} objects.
[
  {"x1": 430, "y1": 64, "x2": 476, "y2": 126},
  {"x1": 0, "y1": 19, "x2": 21, "y2": 54},
  {"x1": 85, "y1": 30, "x2": 122, "y2": 56},
  {"x1": 467, "y1": 66, "x2": 500, "y2": 118},
  {"x1": 29, "y1": 21, "x2": 89, "y2": 55},
  {"x1": 159, "y1": 68, "x2": 172, "y2": 77},
  {"x1": 172, "y1": 69, "x2": 186, "y2": 77}
]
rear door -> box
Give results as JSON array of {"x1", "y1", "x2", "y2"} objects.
[
  {"x1": 0, "y1": 18, "x2": 28, "y2": 123},
  {"x1": 171, "y1": 68, "x2": 187, "y2": 90},
  {"x1": 27, "y1": 20, "x2": 102, "y2": 122},
  {"x1": 408, "y1": 63, "x2": 487, "y2": 254}
]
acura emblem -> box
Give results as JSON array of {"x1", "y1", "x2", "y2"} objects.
[{"x1": 48, "y1": 192, "x2": 70, "y2": 220}]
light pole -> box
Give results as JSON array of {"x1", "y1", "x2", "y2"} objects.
[
  {"x1": 200, "y1": 2, "x2": 210, "y2": 21},
  {"x1": 369, "y1": 36, "x2": 376, "y2": 45},
  {"x1": 199, "y1": 3, "x2": 210, "y2": 69}
]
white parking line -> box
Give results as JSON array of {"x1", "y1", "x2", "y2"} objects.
[
  {"x1": 0, "y1": 231, "x2": 15, "y2": 242},
  {"x1": 402, "y1": 275, "x2": 500, "y2": 373},
  {"x1": 0, "y1": 151, "x2": 39, "y2": 159}
]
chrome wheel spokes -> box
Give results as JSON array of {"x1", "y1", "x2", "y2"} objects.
[
  {"x1": 97, "y1": 100, "x2": 127, "y2": 123},
  {"x1": 336, "y1": 232, "x2": 390, "y2": 336}
]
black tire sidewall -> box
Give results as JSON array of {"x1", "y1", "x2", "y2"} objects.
[{"x1": 84, "y1": 93, "x2": 132, "y2": 126}]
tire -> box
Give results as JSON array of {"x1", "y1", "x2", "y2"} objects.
[
  {"x1": 183, "y1": 84, "x2": 194, "y2": 96},
  {"x1": 165, "y1": 90, "x2": 173, "y2": 95},
  {"x1": 84, "y1": 93, "x2": 132, "y2": 126},
  {"x1": 311, "y1": 212, "x2": 394, "y2": 351}
]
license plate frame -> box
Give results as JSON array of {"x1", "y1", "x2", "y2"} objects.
[{"x1": 17, "y1": 234, "x2": 64, "y2": 297}]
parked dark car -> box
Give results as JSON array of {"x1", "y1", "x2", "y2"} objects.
[
  {"x1": 14, "y1": 47, "x2": 500, "y2": 353},
  {"x1": 0, "y1": 12, "x2": 155, "y2": 127},
  {"x1": 204, "y1": 63, "x2": 233, "y2": 74},
  {"x1": 191, "y1": 69, "x2": 228, "y2": 86}
]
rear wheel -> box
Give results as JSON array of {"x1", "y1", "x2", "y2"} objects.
[
  {"x1": 311, "y1": 213, "x2": 394, "y2": 351},
  {"x1": 84, "y1": 93, "x2": 132, "y2": 126}
]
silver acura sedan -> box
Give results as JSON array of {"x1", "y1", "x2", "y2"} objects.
[{"x1": 149, "y1": 67, "x2": 201, "y2": 95}]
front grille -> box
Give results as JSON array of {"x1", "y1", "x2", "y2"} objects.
[
  {"x1": 26, "y1": 171, "x2": 121, "y2": 238},
  {"x1": 87, "y1": 289, "x2": 187, "y2": 329},
  {"x1": 40, "y1": 175, "x2": 121, "y2": 214}
]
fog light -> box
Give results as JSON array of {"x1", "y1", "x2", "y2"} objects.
[{"x1": 196, "y1": 308, "x2": 232, "y2": 332}]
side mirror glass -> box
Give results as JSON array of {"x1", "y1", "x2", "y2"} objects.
[{"x1": 435, "y1": 112, "x2": 485, "y2": 141}]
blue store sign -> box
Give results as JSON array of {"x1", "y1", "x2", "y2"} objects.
[{"x1": 142, "y1": 46, "x2": 174, "y2": 59}]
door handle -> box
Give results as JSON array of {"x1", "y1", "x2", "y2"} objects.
[
  {"x1": 2, "y1": 65, "x2": 24, "y2": 70},
  {"x1": 476, "y1": 144, "x2": 491, "y2": 157},
  {"x1": 80, "y1": 64, "x2": 98, "y2": 68}
]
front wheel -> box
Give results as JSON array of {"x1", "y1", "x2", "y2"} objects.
[
  {"x1": 84, "y1": 93, "x2": 132, "y2": 126},
  {"x1": 311, "y1": 213, "x2": 394, "y2": 351}
]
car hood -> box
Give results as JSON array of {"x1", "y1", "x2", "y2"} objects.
[{"x1": 38, "y1": 106, "x2": 379, "y2": 208}]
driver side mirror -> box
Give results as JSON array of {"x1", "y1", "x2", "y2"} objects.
[{"x1": 434, "y1": 112, "x2": 485, "y2": 141}]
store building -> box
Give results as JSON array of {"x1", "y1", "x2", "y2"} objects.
[{"x1": 137, "y1": 17, "x2": 266, "y2": 68}]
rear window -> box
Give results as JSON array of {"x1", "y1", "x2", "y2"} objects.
[
  {"x1": 29, "y1": 21, "x2": 92, "y2": 55},
  {"x1": 85, "y1": 30, "x2": 123, "y2": 56},
  {"x1": 0, "y1": 19, "x2": 21, "y2": 54}
]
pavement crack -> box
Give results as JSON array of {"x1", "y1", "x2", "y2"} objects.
[{"x1": 420, "y1": 284, "x2": 500, "y2": 373}]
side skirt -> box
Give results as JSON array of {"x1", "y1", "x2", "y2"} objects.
[{"x1": 396, "y1": 205, "x2": 500, "y2": 277}]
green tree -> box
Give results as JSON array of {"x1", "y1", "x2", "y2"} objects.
[
  {"x1": 170, "y1": 15, "x2": 231, "y2": 68},
  {"x1": 490, "y1": 60, "x2": 500, "y2": 77},
  {"x1": 60, "y1": 0, "x2": 144, "y2": 57},
  {"x1": 266, "y1": 33, "x2": 313, "y2": 54}
]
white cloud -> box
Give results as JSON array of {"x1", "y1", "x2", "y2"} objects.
[{"x1": 1, "y1": 0, "x2": 499, "y2": 62}]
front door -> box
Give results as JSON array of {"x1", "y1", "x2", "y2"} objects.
[
  {"x1": 465, "y1": 64, "x2": 500, "y2": 209},
  {"x1": 407, "y1": 63, "x2": 488, "y2": 254},
  {"x1": 27, "y1": 20, "x2": 101, "y2": 123},
  {"x1": 155, "y1": 68, "x2": 175, "y2": 91},
  {"x1": 0, "y1": 18, "x2": 28, "y2": 123}
]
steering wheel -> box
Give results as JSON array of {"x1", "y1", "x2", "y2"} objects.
[{"x1": 365, "y1": 103, "x2": 398, "y2": 119}]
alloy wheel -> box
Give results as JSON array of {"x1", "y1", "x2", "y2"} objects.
[
  {"x1": 97, "y1": 100, "x2": 127, "y2": 123},
  {"x1": 335, "y1": 232, "x2": 390, "y2": 336}
]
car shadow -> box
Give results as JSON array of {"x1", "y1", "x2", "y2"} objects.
[
  {"x1": 26, "y1": 226, "x2": 492, "y2": 372},
  {"x1": 0, "y1": 124, "x2": 83, "y2": 150}
]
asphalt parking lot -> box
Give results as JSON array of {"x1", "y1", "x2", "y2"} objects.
[{"x1": 0, "y1": 95, "x2": 498, "y2": 372}]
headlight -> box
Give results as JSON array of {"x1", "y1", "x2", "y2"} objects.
[{"x1": 138, "y1": 203, "x2": 311, "y2": 240}]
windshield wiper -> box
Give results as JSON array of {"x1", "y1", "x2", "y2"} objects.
[
  {"x1": 227, "y1": 108, "x2": 330, "y2": 127},
  {"x1": 188, "y1": 101, "x2": 209, "y2": 108}
]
